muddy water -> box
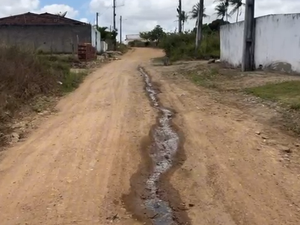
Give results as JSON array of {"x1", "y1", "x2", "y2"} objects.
[{"x1": 139, "y1": 67, "x2": 180, "y2": 225}]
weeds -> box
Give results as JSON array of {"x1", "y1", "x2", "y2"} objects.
[
  {"x1": 117, "y1": 43, "x2": 130, "y2": 53},
  {"x1": 61, "y1": 71, "x2": 88, "y2": 93},
  {"x1": 183, "y1": 67, "x2": 219, "y2": 88},
  {"x1": 0, "y1": 46, "x2": 88, "y2": 145}
]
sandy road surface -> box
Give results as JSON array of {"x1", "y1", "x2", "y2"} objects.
[
  {"x1": 0, "y1": 48, "x2": 300, "y2": 225},
  {"x1": 144, "y1": 49, "x2": 300, "y2": 225},
  {"x1": 0, "y1": 49, "x2": 156, "y2": 225}
]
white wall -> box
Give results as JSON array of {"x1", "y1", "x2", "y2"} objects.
[
  {"x1": 220, "y1": 22, "x2": 244, "y2": 67},
  {"x1": 220, "y1": 13, "x2": 300, "y2": 73},
  {"x1": 101, "y1": 41, "x2": 108, "y2": 52},
  {"x1": 255, "y1": 14, "x2": 300, "y2": 72},
  {"x1": 91, "y1": 26, "x2": 102, "y2": 53}
]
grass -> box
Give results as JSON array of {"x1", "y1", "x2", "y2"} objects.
[
  {"x1": 185, "y1": 67, "x2": 219, "y2": 88},
  {"x1": 151, "y1": 56, "x2": 170, "y2": 66},
  {"x1": 61, "y1": 71, "x2": 88, "y2": 93},
  {"x1": 246, "y1": 81, "x2": 300, "y2": 110}
]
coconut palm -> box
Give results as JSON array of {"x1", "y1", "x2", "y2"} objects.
[
  {"x1": 190, "y1": 3, "x2": 208, "y2": 19},
  {"x1": 177, "y1": 10, "x2": 189, "y2": 31},
  {"x1": 214, "y1": 0, "x2": 230, "y2": 21},
  {"x1": 190, "y1": 2, "x2": 208, "y2": 27},
  {"x1": 215, "y1": 1, "x2": 230, "y2": 21},
  {"x1": 229, "y1": 0, "x2": 245, "y2": 22}
]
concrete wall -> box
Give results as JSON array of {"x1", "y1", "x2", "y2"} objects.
[
  {"x1": 220, "y1": 14, "x2": 300, "y2": 73},
  {"x1": 91, "y1": 26, "x2": 102, "y2": 53},
  {"x1": 101, "y1": 41, "x2": 108, "y2": 52},
  {"x1": 0, "y1": 25, "x2": 91, "y2": 53},
  {"x1": 220, "y1": 21, "x2": 244, "y2": 67}
]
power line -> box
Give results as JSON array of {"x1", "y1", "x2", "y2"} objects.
[{"x1": 98, "y1": 7, "x2": 110, "y2": 17}]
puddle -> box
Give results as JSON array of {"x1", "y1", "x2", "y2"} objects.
[{"x1": 139, "y1": 67, "x2": 180, "y2": 225}]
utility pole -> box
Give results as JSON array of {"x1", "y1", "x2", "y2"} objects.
[
  {"x1": 113, "y1": 0, "x2": 117, "y2": 50},
  {"x1": 242, "y1": 0, "x2": 255, "y2": 71},
  {"x1": 195, "y1": 0, "x2": 203, "y2": 51},
  {"x1": 177, "y1": 0, "x2": 182, "y2": 33},
  {"x1": 95, "y1": 12, "x2": 98, "y2": 53},
  {"x1": 119, "y1": 15, "x2": 122, "y2": 44}
]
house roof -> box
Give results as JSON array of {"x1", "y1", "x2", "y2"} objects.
[{"x1": 0, "y1": 12, "x2": 88, "y2": 26}]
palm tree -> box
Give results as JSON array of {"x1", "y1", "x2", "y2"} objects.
[
  {"x1": 190, "y1": 3, "x2": 208, "y2": 19},
  {"x1": 190, "y1": 2, "x2": 208, "y2": 27},
  {"x1": 229, "y1": 0, "x2": 245, "y2": 22},
  {"x1": 177, "y1": 11, "x2": 189, "y2": 31},
  {"x1": 215, "y1": 2, "x2": 230, "y2": 21},
  {"x1": 214, "y1": 0, "x2": 230, "y2": 21}
]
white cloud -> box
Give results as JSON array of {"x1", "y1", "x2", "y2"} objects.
[
  {"x1": 0, "y1": 1, "x2": 78, "y2": 19},
  {"x1": 39, "y1": 4, "x2": 78, "y2": 18},
  {"x1": 80, "y1": 18, "x2": 89, "y2": 23},
  {"x1": 0, "y1": 0, "x2": 39, "y2": 17}
]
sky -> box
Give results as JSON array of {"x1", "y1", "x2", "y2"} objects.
[{"x1": 1, "y1": 0, "x2": 300, "y2": 40}]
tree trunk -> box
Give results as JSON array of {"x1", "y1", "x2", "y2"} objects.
[{"x1": 236, "y1": 7, "x2": 239, "y2": 22}]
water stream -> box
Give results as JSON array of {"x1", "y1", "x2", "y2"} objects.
[{"x1": 139, "y1": 67, "x2": 180, "y2": 225}]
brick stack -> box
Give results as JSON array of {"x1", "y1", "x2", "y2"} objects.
[{"x1": 77, "y1": 43, "x2": 97, "y2": 61}]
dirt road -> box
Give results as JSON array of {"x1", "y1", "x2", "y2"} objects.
[{"x1": 0, "y1": 48, "x2": 299, "y2": 225}]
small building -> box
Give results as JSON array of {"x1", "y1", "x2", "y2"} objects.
[
  {"x1": 125, "y1": 34, "x2": 156, "y2": 47},
  {"x1": 0, "y1": 12, "x2": 103, "y2": 54}
]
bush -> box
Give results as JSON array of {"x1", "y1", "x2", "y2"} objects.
[
  {"x1": 117, "y1": 43, "x2": 130, "y2": 54},
  {"x1": 128, "y1": 40, "x2": 146, "y2": 47},
  {"x1": 159, "y1": 31, "x2": 220, "y2": 61},
  {"x1": 0, "y1": 47, "x2": 61, "y2": 104}
]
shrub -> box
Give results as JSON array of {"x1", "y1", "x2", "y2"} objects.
[
  {"x1": 0, "y1": 46, "x2": 85, "y2": 144},
  {"x1": 159, "y1": 31, "x2": 220, "y2": 61},
  {"x1": 117, "y1": 43, "x2": 129, "y2": 53}
]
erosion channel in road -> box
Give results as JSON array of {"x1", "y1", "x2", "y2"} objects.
[{"x1": 124, "y1": 67, "x2": 190, "y2": 225}]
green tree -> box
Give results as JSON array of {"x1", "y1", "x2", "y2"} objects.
[
  {"x1": 208, "y1": 19, "x2": 230, "y2": 31},
  {"x1": 229, "y1": 0, "x2": 245, "y2": 22},
  {"x1": 97, "y1": 27, "x2": 109, "y2": 41},
  {"x1": 96, "y1": 26, "x2": 118, "y2": 41},
  {"x1": 140, "y1": 25, "x2": 165, "y2": 46},
  {"x1": 140, "y1": 31, "x2": 151, "y2": 40}
]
